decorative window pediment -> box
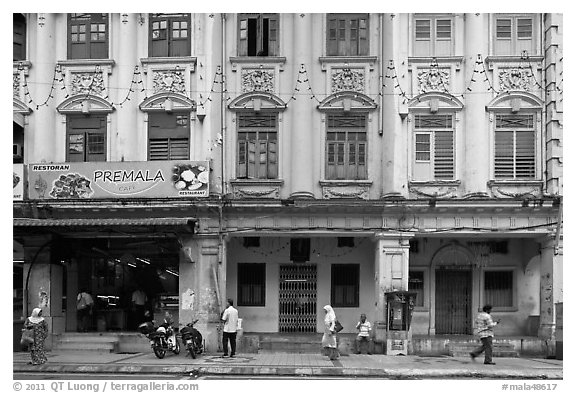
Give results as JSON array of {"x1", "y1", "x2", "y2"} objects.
[
  {"x1": 407, "y1": 92, "x2": 463, "y2": 112},
  {"x1": 317, "y1": 91, "x2": 377, "y2": 112},
  {"x1": 139, "y1": 92, "x2": 196, "y2": 113},
  {"x1": 228, "y1": 92, "x2": 286, "y2": 112},
  {"x1": 57, "y1": 94, "x2": 114, "y2": 114},
  {"x1": 486, "y1": 91, "x2": 543, "y2": 113},
  {"x1": 13, "y1": 98, "x2": 32, "y2": 115}
]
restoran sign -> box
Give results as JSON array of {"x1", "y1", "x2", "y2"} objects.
[{"x1": 27, "y1": 161, "x2": 209, "y2": 199}]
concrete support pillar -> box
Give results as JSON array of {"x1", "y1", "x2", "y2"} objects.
[
  {"x1": 289, "y1": 14, "x2": 314, "y2": 199},
  {"x1": 179, "y1": 235, "x2": 224, "y2": 353},
  {"x1": 31, "y1": 13, "x2": 57, "y2": 162},
  {"x1": 23, "y1": 235, "x2": 64, "y2": 347},
  {"x1": 538, "y1": 235, "x2": 563, "y2": 340},
  {"x1": 114, "y1": 13, "x2": 138, "y2": 161},
  {"x1": 464, "y1": 13, "x2": 490, "y2": 195},
  {"x1": 373, "y1": 232, "x2": 413, "y2": 320}
]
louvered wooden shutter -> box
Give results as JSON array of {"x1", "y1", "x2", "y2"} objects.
[
  {"x1": 358, "y1": 17, "x2": 368, "y2": 56},
  {"x1": 494, "y1": 131, "x2": 514, "y2": 178},
  {"x1": 414, "y1": 19, "x2": 432, "y2": 56},
  {"x1": 516, "y1": 17, "x2": 533, "y2": 55},
  {"x1": 327, "y1": 16, "x2": 338, "y2": 56},
  {"x1": 515, "y1": 130, "x2": 535, "y2": 178},
  {"x1": 238, "y1": 16, "x2": 248, "y2": 56},
  {"x1": 268, "y1": 15, "x2": 279, "y2": 56},
  {"x1": 268, "y1": 139, "x2": 278, "y2": 178},
  {"x1": 434, "y1": 131, "x2": 454, "y2": 179},
  {"x1": 237, "y1": 140, "x2": 247, "y2": 178},
  {"x1": 495, "y1": 18, "x2": 512, "y2": 55},
  {"x1": 435, "y1": 19, "x2": 452, "y2": 56},
  {"x1": 247, "y1": 140, "x2": 256, "y2": 178}
]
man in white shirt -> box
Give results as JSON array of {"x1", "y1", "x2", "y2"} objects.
[
  {"x1": 221, "y1": 298, "x2": 239, "y2": 357},
  {"x1": 76, "y1": 288, "x2": 94, "y2": 332},
  {"x1": 131, "y1": 287, "x2": 148, "y2": 330},
  {"x1": 355, "y1": 313, "x2": 373, "y2": 355}
]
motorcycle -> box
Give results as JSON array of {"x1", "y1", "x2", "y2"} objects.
[
  {"x1": 139, "y1": 320, "x2": 180, "y2": 359},
  {"x1": 180, "y1": 319, "x2": 203, "y2": 358}
]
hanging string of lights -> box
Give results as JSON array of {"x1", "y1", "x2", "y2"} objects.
[{"x1": 16, "y1": 54, "x2": 563, "y2": 111}]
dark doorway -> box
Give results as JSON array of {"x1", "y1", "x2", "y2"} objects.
[{"x1": 435, "y1": 269, "x2": 472, "y2": 334}]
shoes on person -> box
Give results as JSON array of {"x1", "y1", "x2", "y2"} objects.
[
  {"x1": 230, "y1": 354, "x2": 235, "y2": 358},
  {"x1": 367, "y1": 352, "x2": 372, "y2": 355},
  {"x1": 220, "y1": 354, "x2": 228, "y2": 358},
  {"x1": 484, "y1": 362, "x2": 496, "y2": 365},
  {"x1": 354, "y1": 351, "x2": 361, "y2": 354}
]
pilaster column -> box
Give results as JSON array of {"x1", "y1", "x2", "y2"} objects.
[
  {"x1": 23, "y1": 235, "x2": 64, "y2": 345},
  {"x1": 290, "y1": 14, "x2": 314, "y2": 199},
  {"x1": 373, "y1": 232, "x2": 414, "y2": 320},
  {"x1": 537, "y1": 234, "x2": 563, "y2": 340},
  {"x1": 179, "y1": 235, "x2": 224, "y2": 352},
  {"x1": 31, "y1": 14, "x2": 57, "y2": 162},
  {"x1": 464, "y1": 13, "x2": 490, "y2": 195},
  {"x1": 115, "y1": 13, "x2": 138, "y2": 161}
]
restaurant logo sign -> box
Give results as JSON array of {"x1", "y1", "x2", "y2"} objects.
[
  {"x1": 13, "y1": 164, "x2": 24, "y2": 201},
  {"x1": 27, "y1": 161, "x2": 209, "y2": 199}
]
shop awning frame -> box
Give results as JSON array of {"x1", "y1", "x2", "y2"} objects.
[{"x1": 13, "y1": 217, "x2": 195, "y2": 228}]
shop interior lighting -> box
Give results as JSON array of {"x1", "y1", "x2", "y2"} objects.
[
  {"x1": 136, "y1": 257, "x2": 151, "y2": 265},
  {"x1": 128, "y1": 262, "x2": 137, "y2": 268},
  {"x1": 165, "y1": 269, "x2": 179, "y2": 277}
]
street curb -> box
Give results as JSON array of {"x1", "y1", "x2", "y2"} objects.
[{"x1": 13, "y1": 364, "x2": 563, "y2": 379}]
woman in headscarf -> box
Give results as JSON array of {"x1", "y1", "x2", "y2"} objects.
[
  {"x1": 322, "y1": 305, "x2": 339, "y2": 360},
  {"x1": 23, "y1": 308, "x2": 48, "y2": 365}
]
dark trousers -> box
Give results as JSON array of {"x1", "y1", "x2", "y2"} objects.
[
  {"x1": 77, "y1": 308, "x2": 91, "y2": 332},
  {"x1": 222, "y1": 331, "x2": 237, "y2": 355},
  {"x1": 471, "y1": 336, "x2": 493, "y2": 363}
]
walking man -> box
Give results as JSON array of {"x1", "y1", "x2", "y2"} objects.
[
  {"x1": 221, "y1": 298, "x2": 239, "y2": 357},
  {"x1": 355, "y1": 313, "x2": 373, "y2": 354},
  {"x1": 470, "y1": 304, "x2": 499, "y2": 365},
  {"x1": 76, "y1": 288, "x2": 94, "y2": 332}
]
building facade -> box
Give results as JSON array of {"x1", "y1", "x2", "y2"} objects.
[{"x1": 13, "y1": 13, "x2": 563, "y2": 353}]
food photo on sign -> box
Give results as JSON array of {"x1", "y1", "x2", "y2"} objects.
[{"x1": 26, "y1": 161, "x2": 210, "y2": 199}]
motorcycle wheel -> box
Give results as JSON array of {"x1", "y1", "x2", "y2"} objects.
[
  {"x1": 172, "y1": 338, "x2": 180, "y2": 355},
  {"x1": 189, "y1": 345, "x2": 196, "y2": 359},
  {"x1": 153, "y1": 347, "x2": 166, "y2": 359}
]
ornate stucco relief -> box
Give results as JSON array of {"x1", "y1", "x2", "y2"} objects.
[
  {"x1": 70, "y1": 72, "x2": 105, "y2": 96},
  {"x1": 152, "y1": 70, "x2": 186, "y2": 94},
  {"x1": 498, "y1": 68, "x2": 532, "y2": 91},
  {"x1": 241, "y1": 69, "x2": 274, "y2": 93},
  {"x1": 331, "y1": 68, "x2": 365, "y2": 93},
  {"x1": 417, "y1": 68, "x2": 450, "y2": 94},
  {"x1": 13, "y1": 73, "x2": 21, "y2": 98},
  {"x1": 322, "y1": 185, "x2": 369, "y2": 200},
  {"x1": 233, "y1": 186, "x2": 280, "y2": 199},
  {"x1": 409, "y1": 185, "x2": 458, "y2": 199}
]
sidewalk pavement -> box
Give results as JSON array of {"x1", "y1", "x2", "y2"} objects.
[{"x1": 13, "y1": 351, "x2": 562, "y2": 379}]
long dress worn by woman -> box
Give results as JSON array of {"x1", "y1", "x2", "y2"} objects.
[
  {"x1": 321, "y1": 305, "x2": 339, "y2": 360},
  {"x1": 24, "y1": 308, "x2": 48, "y2": 365}
]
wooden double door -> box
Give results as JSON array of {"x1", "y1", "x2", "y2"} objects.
[{"x1": 435, "y1": 269, "x2": 472, "y2": 335}]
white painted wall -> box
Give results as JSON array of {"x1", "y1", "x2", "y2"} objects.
[{"x1": 225, "y1": 236, "x2": 376, "y2": 333}]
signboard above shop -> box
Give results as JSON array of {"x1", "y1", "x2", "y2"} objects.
[
  {"x1": 27, "y1": 161, "x2": 209, "y2": 200},
  {"x1": 13, "y1": 164, "x2": 24, "y2": 201}
]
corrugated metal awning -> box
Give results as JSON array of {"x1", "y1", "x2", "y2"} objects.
[{"x1": 13, "y1": 217, "x2": 194, "y2": 227}]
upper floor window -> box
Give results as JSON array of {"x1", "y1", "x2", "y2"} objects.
[
  {"x1": 494, "y1": 15, "x2": 536, "y2": 56},
  {"x1": 149, "y1": 14, "x2": 191, "y2": 57},
  {"x1": 494, "y1": 114, "x2": 535, "y2": 179},
  {"x1": 67, "y1": 115, "x2": 106, "y2": 162},
  {"x1": 326, "y1": 113, "x2": 367, "y2": 180},
  {"x1": 148, "y1": 112, "x2": 190, "y2": 161},
  {"x1": 238, "y1": 14, "x2": 279, "y2": 56},
  {"x1": 68, "y1": 14, "x2": 108, "y2": 59},
  {"x1": 413, "y1": 15, "x2": 453, "y2": 57},
  {"x1": 236, "y1": 112, "x2": 278, "y2": 179},
  {"x1": 413, "y1": 114, "x2": 454, "y2": 181},
  {"x1": 327, "y1": 14, "x2": 369, "y2": 56},
  {"x1": 13, "y1": 13, "x2": 26, "y2": 61}
]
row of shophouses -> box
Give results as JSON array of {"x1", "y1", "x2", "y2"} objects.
[{"x1": 13, "y1": 13, "x2": 563, "y2": 354}]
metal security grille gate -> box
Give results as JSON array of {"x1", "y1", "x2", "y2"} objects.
[
  {"x1": 279, "y1": 265, "x2": 317, "y2": 333},
  {"x1": 435, "y1": 269, "x2": 472, "y2": 334}
]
